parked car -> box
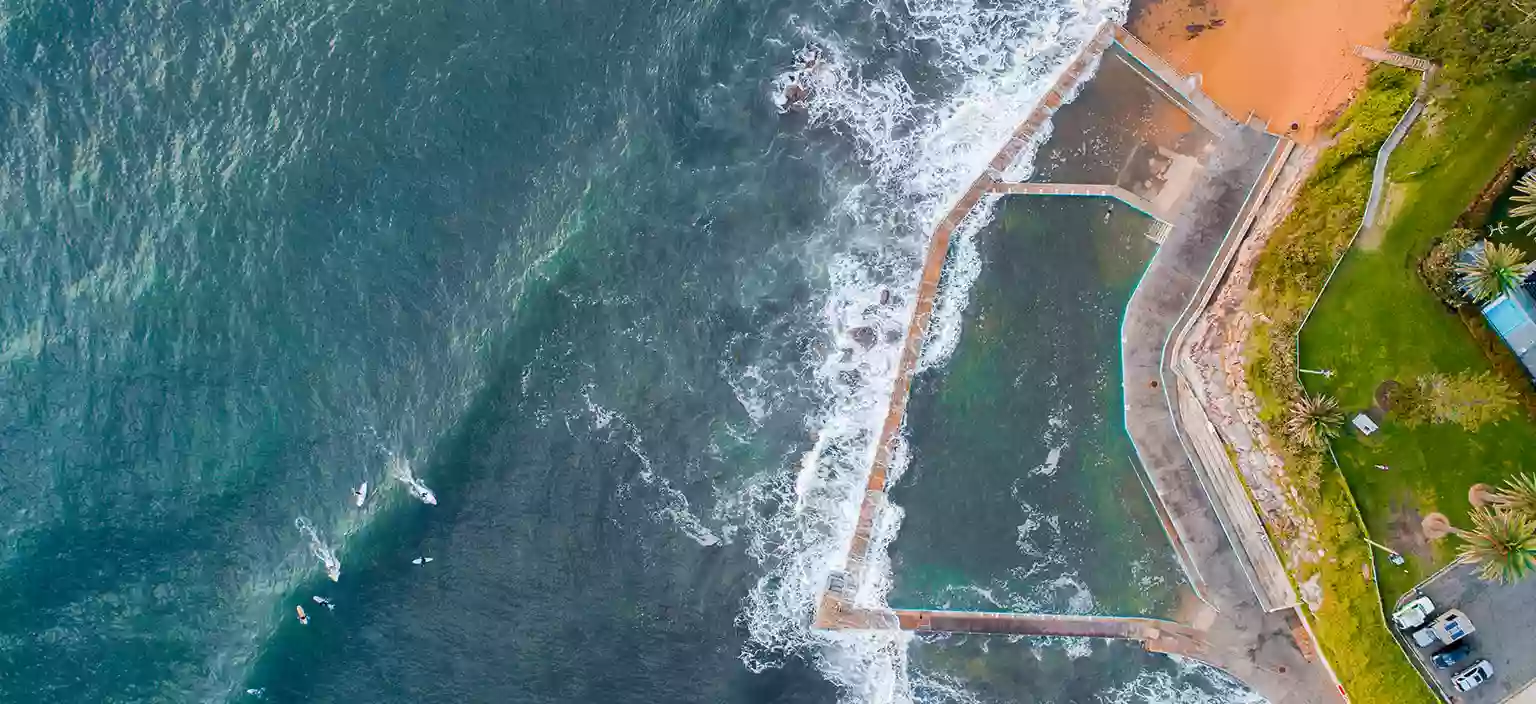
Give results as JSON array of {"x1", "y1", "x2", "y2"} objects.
[
  {"x1": 1412, "y1": 609, "x2": 1475, "y2": 648},
  {"x1": 1452, "y1": 660, "x2": 1494, "y2": 692},
  {"x1": 1392, "y1": 596, "x2": 1435, "y2": 630},
  {"x1": 1432, "y1": 643, "x2": 1472, "y2": 669}
]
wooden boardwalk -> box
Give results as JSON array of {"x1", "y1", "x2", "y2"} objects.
[{"x1": 1353, "y1": 45, "x2": 1436, "y2": 73}]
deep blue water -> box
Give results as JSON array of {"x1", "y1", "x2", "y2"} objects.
[{"x1": 0, "y1": 0, "x2": 1255, "y2": 702}]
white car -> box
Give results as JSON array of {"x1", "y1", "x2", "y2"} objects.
[
  {"x1": 1452, "y1": 660, "x2": 1494, "y2": 692},
  {"x1": 1391, "y1": 596, "x2": 1435, "y2": 630}
]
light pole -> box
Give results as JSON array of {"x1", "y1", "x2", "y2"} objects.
[
  {"x1": 1365, "y1": 538, "x2": 1406, "y2": 566},
  {"x1": 1298, "y1": 368, "x2": 1335, "y2": 379}
]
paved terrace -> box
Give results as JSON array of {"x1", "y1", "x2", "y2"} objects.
[{"x1": 815, "y1": 22, "x2": 1341, "y2": 704}]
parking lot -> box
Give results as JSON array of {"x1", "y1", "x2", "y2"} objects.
[{"x1": 1393, "y1": 562, "x2": 1536, "y2": 703}]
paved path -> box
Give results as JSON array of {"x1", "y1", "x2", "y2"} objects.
[
  {"x1": 1167, "y1": 140, "x2": 1300, "y2": 614},
  {"x1": 987, "y1": 180, "x2": 1174, "y2": 225},
  {"x1": 1121, "y1": 126, "x2": 1341, "y2": 702}
]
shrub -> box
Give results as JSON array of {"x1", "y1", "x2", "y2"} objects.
[
  {"x1": 1395, "y1": 372, "x2": 1518, "y2": 430},
  {"x1": 1420, "y1": 228, "x2": 1478, "y2": 307}
]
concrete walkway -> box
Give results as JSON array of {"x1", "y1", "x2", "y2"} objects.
[
  {"x1": 987, "y1": 180, "x2": 1174, "y2": 225},
  {"x1": 1121, "y1": 125, "x2": 1342, "y2": 702}
]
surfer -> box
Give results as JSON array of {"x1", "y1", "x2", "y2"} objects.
[
  {"x1": 312, "y1": 595, "x2": 335, "y2": 611},
  {"x1": 296, "y1": 605, "x2": 309, "y2": 625},
  {"x1": 413, "y1": 485, "x2": 438, "y2": 505},
  {"x1": 781, "y1": 45, "x2": 824, "y2": 111},
  {"x1": 412, "y1": 556, "x2": 434, "y2": 565},
  {"x1": 353, "y1": 482, "x2": 368, "y2": 507}
]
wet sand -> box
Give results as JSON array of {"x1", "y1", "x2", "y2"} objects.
[{"x1": 1129, "y1": 0, "x2": 1411, "y2": 143}]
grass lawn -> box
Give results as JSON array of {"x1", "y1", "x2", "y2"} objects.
[{"x1": 1297, "y1": 80, "x2": 1536, "y2": 603}]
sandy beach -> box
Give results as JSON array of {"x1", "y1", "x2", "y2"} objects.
[{"x1": 1129, "y1": 0, "x2": 1411, "y2": 143}]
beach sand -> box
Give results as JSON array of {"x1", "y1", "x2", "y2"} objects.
[{"x1": 1129, "y1": 0, "x2": 1411, "y2": 143}]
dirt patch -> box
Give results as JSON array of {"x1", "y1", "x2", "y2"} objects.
[
  {"x1": 1374, "y1": 380, "x2": 1399, "y2": 412},
  {"x1": 1130, "y1": 0, "x2": 1411, "y2": 143},
  {"x1": 1386, "y1": 496, "x2": 1435, "y2": 568}
]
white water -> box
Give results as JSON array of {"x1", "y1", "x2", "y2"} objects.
[
  {"x1": 294, "y1": 517, "x2": 342, "y2": 582},
  {"x1": 738, "y1": 0, "x2": 1133, "y2": 702},
  {"x1": 387, "y1": 455, "x2": 438, "y2": 506}
]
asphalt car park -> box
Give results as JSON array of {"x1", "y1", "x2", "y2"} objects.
[{"x1": 1392, "y1": 563, "x2": 1536, "y2": 703}]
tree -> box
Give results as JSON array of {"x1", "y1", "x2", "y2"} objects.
[
  {"x1": 1285, "y1": 392, "x2": 1345, "y2": 449},
  {"x1": 1423, "y1": 512, "x2": 1460, "y2": 541},
  {"x1": 1470, "y1": 483, "x2": 1499, "y2": 508},
  {"x1": 1455, "y1": 241, "x2": 1535, "y2": 303},
  {"x1": 1398, "y1": 372, "x2": 1517, "y2": 430},
  {"x1": 1421, "y1": 228, "x2": 1479, "y2": 307},
  {"x1": 1491, "y1": 473, "x2": 1536, "y2": 519},
  {"x1": 1457, "y1": 507, "x2": 1536, "y2": 583},
  {"x1": 1512, "y1": 170, "x2": 1536, "y2": 233}
]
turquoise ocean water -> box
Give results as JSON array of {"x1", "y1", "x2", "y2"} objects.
[{"x1": 0, "y1": 0, "x2": 1257, "y2": 701}]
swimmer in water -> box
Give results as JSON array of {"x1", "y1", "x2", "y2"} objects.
[
  {"x1": 296, "y1": 605, "x2": 309, "y2": 625},
  {"x1": 312, "y1": 595, "x2": 335, "y2": 611}
]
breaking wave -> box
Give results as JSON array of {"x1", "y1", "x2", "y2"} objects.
[{"x1": 737, "y1": 0, "x2": 1129, "y2": 702}]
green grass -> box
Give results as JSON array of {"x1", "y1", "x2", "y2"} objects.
[
  {"x1": 1304, "y1": 469, "x2": 1436, "y2": 704},
  {"x1": 1240, "y1": 77, "x2": 1536, "y2": 704},
  {"x1": 1297, "y1": 80, "x2": 1536, "y2": 601}
]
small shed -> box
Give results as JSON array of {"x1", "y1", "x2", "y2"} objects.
[{"x1": 1352, "y1": 413, "x2": 1379, "y2": 436}]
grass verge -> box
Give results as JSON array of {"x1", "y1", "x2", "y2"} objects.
[
  {"x1": 1297, "y1": 80, "x2": 1536, "y2": 601},
  {"x1": 1240, "y1": 66, "x2": 1438, "y2": 704}
]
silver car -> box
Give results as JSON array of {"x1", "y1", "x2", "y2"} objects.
[{"x1": 1452, "y1": 660, "x2": 1494, "y2": 693}]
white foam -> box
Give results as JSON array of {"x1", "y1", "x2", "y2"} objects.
[
  {"x1": 738, "y1": 1, "x2": 1127, "y2": 699},
  {"x1": 388, "y1": 455, "x2": 437, "y2": 506},
  {"x1": 582, "y1": 390, "x2": 724, "y2": 547},
  {"x1": 1097, "y1": 658, "x2": 1267, "y2": 704},
  {"x1": 293, "y1": 517, "x2": 341, "y2": 582}
]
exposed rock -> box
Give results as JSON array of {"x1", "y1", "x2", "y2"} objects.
[{"x1": 1299, "y1": 573, "x2": 1324, "y2": 612}]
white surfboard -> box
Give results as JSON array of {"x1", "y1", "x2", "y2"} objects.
[
  {"x1": 354, "y1": 482, "x2": 368, "y2": 507},
  {"x1": 411, "y1": 556, "x2": 434, "y2": 565}
]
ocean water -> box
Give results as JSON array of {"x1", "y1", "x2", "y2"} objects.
[{"x1": 0, "y1": 0, "x2": 1253, "y2": 702}]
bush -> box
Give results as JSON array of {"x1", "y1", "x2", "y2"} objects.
[
  {"x1": 1420, "y1": 228, "x2": 1478, "y2": 307},
  {"x1": 1395, "y1": 0, "x2": 1536, "y2": 81},
  {"x1": 1393, "y1": 372, "x2": 1518, "y2": 430},
  {"x1": 1309, "y1": 69, "x2": 1416, "y2": 183}
]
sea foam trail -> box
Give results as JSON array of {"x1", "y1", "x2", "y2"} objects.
[
  {"x1": 295, "y1": 517, "x2": 342, "y2": 582},
  {"x1": 739, "y1": 1, "x2": 1128, "y2": 702},
  {"x1": 388, "y1": 455, "x2": 438, "y2": 506}
]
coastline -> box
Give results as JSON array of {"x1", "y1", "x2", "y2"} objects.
[{"x1": 1127, "y1": 0, "x2": 1409, "y2": 143}]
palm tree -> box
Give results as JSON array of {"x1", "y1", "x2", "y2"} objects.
[
  {"x1": 1470, "y1": 483, "x2": 1498, "y2": 508},
  {"x1": 1285, "y1": 392, "x2": 1345, "y2": 449},
  {"x1": 1511, "y1": 170, "x2": 1536, "y2": 233},
  {"x1": 1490, "y1": 473, "x2": 1536, "y2": 519},
  {"x1": 1456, "y1": 507, "x2": 1536, "y2": 583},
  {"x1": 1423, "y1": 512, "x2": 1460, "y2": 541},
  {"x1": 1455, "y1": 241, "x2": 1536, "y2": 303}
]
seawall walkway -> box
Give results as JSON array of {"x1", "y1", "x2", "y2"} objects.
[{"x1": 816, "y1": 21, "x2": 1343, "y2": 704}]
